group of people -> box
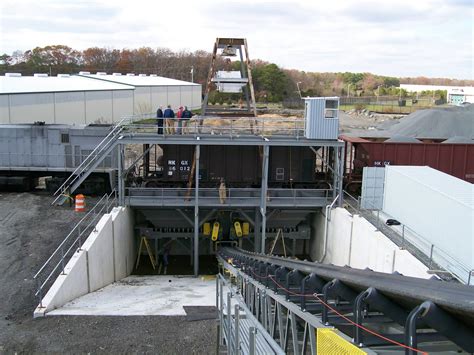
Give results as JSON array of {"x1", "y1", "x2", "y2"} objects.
[{"x1": 156, "y1": 105, "x2": 193, "y2": 135}]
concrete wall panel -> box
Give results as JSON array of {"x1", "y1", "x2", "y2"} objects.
[
  {"x1": 112, "y1": 207, "x2": 136, "y2": 280},
  {"x1": 35, "y1": 250, "x2": 89, "y2": 316},
  {"x1": 83, "y1": 214, "x2": 115, "y2": 292},
  {"x1": 310, "y1": 208, "x2": 431, "y2": 279}
]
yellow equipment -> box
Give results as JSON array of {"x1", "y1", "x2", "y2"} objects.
[
  {"x1": 234, "y1": 221, "x2": 243, "y2": 237},
  {"x1": 203, "y1": 222, "x2": 211, "y2": 236},
  {"x1": 317, "y1": 328, "x2": 366, "y2": 354},
  {"x1": 242, "y1": 222, "x2": 250, "y2": 236},
  {"x1": 212, "y1": 221, "x2": 220, "y2": 241},
  {"x1": 135, "y1": 236, "x2": 156, "y2": 270}
]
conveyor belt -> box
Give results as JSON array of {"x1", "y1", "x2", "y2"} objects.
[{"x1": 218, "y1": 247, "x2": 474, "y2": 353}]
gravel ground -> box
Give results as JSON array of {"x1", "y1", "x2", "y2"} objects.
[{"x1": 0, "y1": 192, "x2": 217, "y2": 354}]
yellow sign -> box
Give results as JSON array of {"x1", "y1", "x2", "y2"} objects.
[{"x1": 316, "y1": 328, "x2": 366, "y2": 355}]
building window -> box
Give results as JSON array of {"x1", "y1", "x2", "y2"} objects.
[{"x1": 61, "y1": 133, "x2": 70, "y2": 143}]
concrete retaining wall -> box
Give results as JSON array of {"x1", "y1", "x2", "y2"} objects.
[
  {"x1": 34, "y1": 206, "x2": 135, "y2": 317},
  {"x1": 309, "y1": 208, "x2": 430, "y2": 279},
  {"x1": 82, "y1": 214, "x2": 115, "y2": 292},
  {"x1": 112, "y1": 207, "x2": 136, "y2": 280},
  {"x1": 33, "y1": 250, "x2": 89, "y2": 317}
]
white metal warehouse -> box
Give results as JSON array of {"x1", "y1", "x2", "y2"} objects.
[
  {"x1": 0, "y1": 73, "x2": 135, "y2": 125},
  {"x1": 79, "y1": 72, "x2": 202, "y2": 113}
]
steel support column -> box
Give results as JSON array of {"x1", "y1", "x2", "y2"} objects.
[
  {"x1": 117, "y1": 143, "x2": 124, "y2": 206},
  {"x1": 332, "y1": 146, "x2": 338, "y2": 201},
  {"x1": 260, "y1": 145, "x2": 269, "y2": 253},
  {"x1": 337, "y1": 145, "x2": 345, "y2": 206},
  {"x1": 194, "y1": 144, "x2": 200, "y2": 276},
  {"x1": 254, "y1": 208, "x2": 261, "y2": 253}
]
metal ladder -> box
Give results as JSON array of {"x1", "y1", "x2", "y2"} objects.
[{"x1": 52, "y1": 122, "x2": 124, "y2": 205}]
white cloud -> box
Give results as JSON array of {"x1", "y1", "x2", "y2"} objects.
[{"x1": 0, "y1": 0, "x2": 472, "y2": 78}]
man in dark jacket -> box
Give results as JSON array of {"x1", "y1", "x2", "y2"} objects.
[
  {"x1": 181, "y1": 106, "x2": 193, "y2": 134},
  {"x1": 163, "y1": 105, "x2": 175, "y2": 134},
  {"x1": 156, "y1": 105, "x2": 164, "y2": 134}
]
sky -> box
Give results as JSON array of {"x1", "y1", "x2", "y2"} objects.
[{"x1": 0, "y1": 0, "x2": 472, "y2": 79}]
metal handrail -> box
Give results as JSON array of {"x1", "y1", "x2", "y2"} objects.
[
  {"x1": 119, "y1": 113, "x2": 306, "y2": 138},
  {"x1": 52, "y1": 122, "x2": 124, "y2": 201},
  {"x1": 125, "y1": 187, "x2": 331, "y2": 198},
  {"x1": 34, "y1": 190, "x2": 117, "y2": 304},
  {"x1": 343, "y1": 190, "x2": 473, "y2": 284}
]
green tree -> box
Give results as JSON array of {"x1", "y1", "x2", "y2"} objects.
[{"x1": 252, "y1": 63, "x2": 288, "y2": 102}]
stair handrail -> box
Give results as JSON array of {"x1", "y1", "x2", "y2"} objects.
[
  {"x1": 34, "y1": 190, "x2": 117, "y2": 305},
  {"x1": 52, "y1": 120, "x2": 125, "y2": 201}
]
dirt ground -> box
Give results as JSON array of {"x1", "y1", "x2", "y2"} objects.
[{"x1": 0, "y1": 193, "x2": 216, "y2": 354}]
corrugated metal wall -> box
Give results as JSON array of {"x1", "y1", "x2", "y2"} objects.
[
  {"x1": 304, "y1": 98, "x2": 339, "y2": 140},
  {"x1": 133, "y1": 85, "x2": 202, "y2": 114},
  {"x1": 0, "y1": 90, "x2": 135, "y2": 125}
]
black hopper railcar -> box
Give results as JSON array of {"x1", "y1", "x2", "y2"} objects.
[{"x1": 134, "y1": 144, "x2": 332, "y2": 189}]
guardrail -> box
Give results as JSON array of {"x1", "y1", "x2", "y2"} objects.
[
  {"x1": 125, "y1": 187, "x2": 332, "y2": 206},
  {"x1": 119, "y1": 113, "x2": 306, "y2": 139},
  {"x1": 343, "y1": 190, "x2": 473, "y2": 285},
  {"x1": 33, "y1": 190, "x2": 117, "y2": 307},
  {"x1": 52, "y1": 123, "x2": 123, "y2": 204}
]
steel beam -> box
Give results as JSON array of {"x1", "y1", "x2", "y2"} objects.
[
  {"x1": 254, "y1": 209, "x2": 261, "y2": 253},
  {"x1": 260, "y1": 145, "x2": 269, "y2": 253},
  {"x1": 337, "y1": 145, "x2": 345, "y2": 207},
  {"x1": 119, "y1": 135, "x2": 345, "y2": 147},
  {"x1": 176, "y1": 209, "x2": 194, "y2": 227},
  {"x1": 193, "y1": 145, "x2": 200, "y2": 276}
]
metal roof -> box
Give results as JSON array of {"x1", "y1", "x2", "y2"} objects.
[
  {"x1": 386, "y1": 166, "x2": 473, "y2": 207},
  {"x1": 0, "y1": 75, "x2": 135, "y2": 94},
  {"x1": 80, "y1": 73, "x2": 200, "y2": 87}
]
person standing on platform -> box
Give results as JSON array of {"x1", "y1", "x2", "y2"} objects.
[
  {"x1": 181, "y1": 106, "x2": 193, "y2": 134},
  {"x1": 156, "y1": 105, "x2": 164, "y2": 134},
  {"x1": 163, "y1": 105, "x2": 175, "y2": 134},
  {"x1": 176, "y1": 106, "x2": 184, "y2": 134},
  {"x1": 219, "y1": 178, "x2": 227, "y2": 204}
]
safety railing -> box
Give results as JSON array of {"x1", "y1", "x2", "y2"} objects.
[
  {"x1": 52, "y1": 123, "x2": 123, "y2": 204},
  {"x1": 217, "y1": 273, "x2": 286, "y2": 355},
  {"x1": 33, "y1": 190, "x2": 117, "y2": 307},
  {"x1": 343, "y1": 190, "x2": 473, "y2": 285},
  {"x1": 119, "y1": 113, "x2": 306, "y2": 139},
  {"x1": 125, "y1": 187, "x2": 332, "y2": 206}
]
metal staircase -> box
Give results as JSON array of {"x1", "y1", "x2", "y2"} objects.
[{"x1": 52, "y1": 123, "x2": 124, "y2": 205}]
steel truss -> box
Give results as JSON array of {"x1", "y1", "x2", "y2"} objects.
[
  {"x1": 218, "y1": 247, "x2": 474, "y2": 354},
  {"x1": 217, "y1": 257, "x2": 376, "y2": 354}
]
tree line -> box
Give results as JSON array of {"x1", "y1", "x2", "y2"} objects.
[{"x1": 1, "y1": 45, "x2": 472, "y2": 103}]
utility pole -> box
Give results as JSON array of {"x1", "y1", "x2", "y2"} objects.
[{"x1": 190, "y1": 66, "x2": 194, "y2": 83}]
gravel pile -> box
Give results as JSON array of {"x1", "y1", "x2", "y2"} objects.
[{"x1": 381, "y1": 104, "x2": 474, "y2": 139}]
